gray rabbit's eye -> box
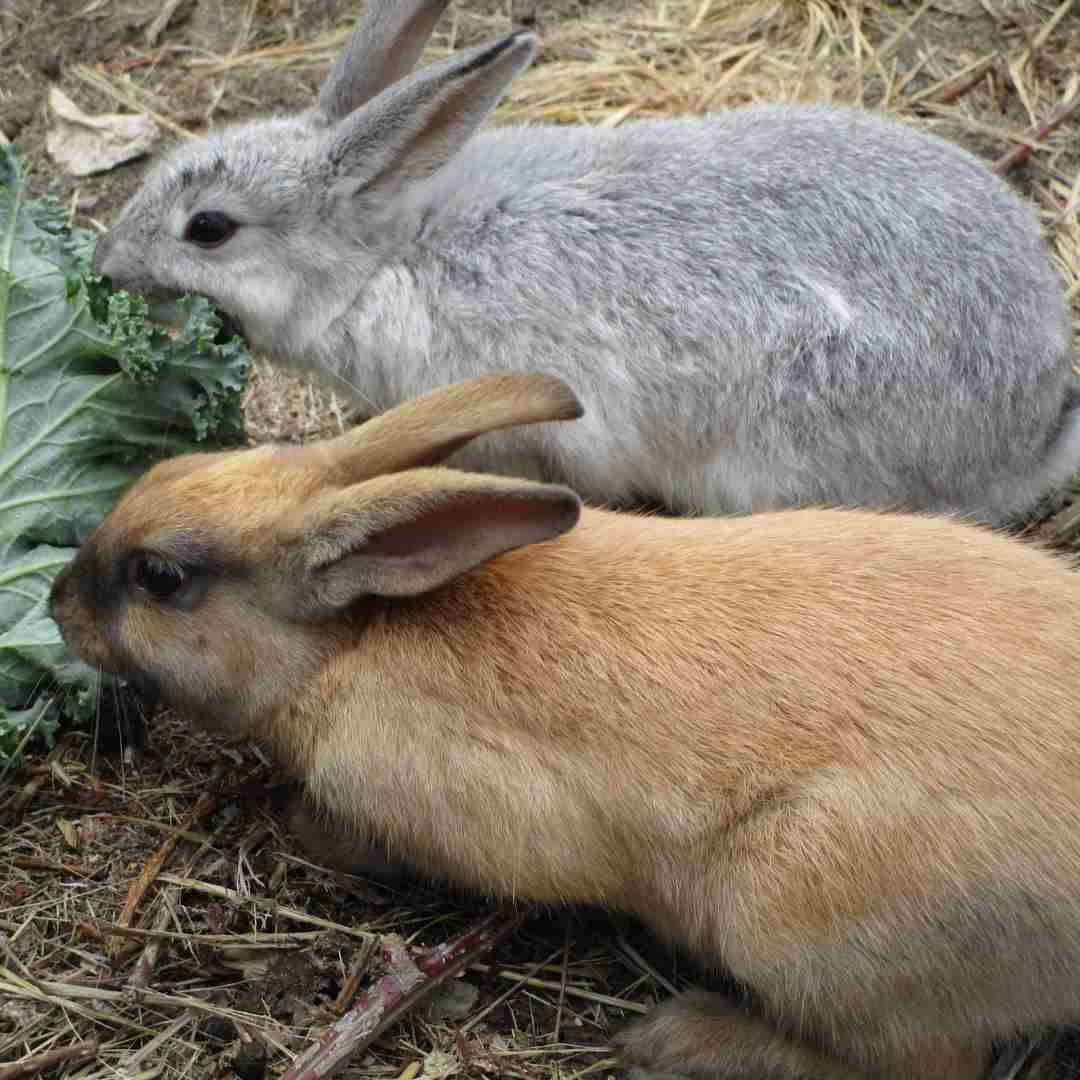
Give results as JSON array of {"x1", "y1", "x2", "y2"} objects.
[{"x1": 184, "y1": 211, "x2": 237, "y2": 248}]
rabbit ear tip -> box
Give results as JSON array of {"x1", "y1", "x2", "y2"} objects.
[{"x1": 500, "y1": 29, "x2": 539, "y2": 56}]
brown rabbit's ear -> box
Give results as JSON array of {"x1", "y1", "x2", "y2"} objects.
[
  {"x1": 284, "y1": 470, "x2": 581, "y2": 620},
  {"x1": 326, "y1": 372, "x2": 584, "y2": 484}
]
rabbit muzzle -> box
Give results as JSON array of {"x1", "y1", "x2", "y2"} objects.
[
  {"x1": 49, "y1": 563, "x2": 113, "y2": 672},
  {"x1": 91, "y1": 230, "x2": 180, "y2": 304}
]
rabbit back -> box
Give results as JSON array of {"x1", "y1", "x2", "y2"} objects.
[{"x1": 327, "y1": 104, "x2": 1073, "y2": 518}]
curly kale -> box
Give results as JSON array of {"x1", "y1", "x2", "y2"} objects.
[{"x1": 0, "y1": 144, "x2": 251, "y2": 767}]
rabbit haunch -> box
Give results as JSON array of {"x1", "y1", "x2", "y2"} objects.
[
  {"x1": 50, "y1": 372, "x2": 1080, "y2": 1080},
  {"x1": 91, "y1": 0, "x2": 1078, "y2": 524}
]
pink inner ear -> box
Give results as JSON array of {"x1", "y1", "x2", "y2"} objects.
[
  {"x1": 361, "y1": 497, "x2": 563, "y2": 561},
  {"x1": 305, "y1": 486, "x2": 578, "y2": 605}
]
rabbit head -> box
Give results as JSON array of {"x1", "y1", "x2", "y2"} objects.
[
  {"x1": 48, "y1": 372, "x2": 582, "y2": 735},
  {"x1": 91, "y1": 0, "x2": 536, "y2": 357}
]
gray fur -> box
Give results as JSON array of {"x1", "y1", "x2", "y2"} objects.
[{"x1": 92, "y1": 0, "x2": 1078, "y2": 521}]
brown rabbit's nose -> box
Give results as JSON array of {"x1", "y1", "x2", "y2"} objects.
[{"x1": 49, "y1": 566, "x2": 75, "y2": 621}]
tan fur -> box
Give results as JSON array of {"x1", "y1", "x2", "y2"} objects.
[
  {"x1": 49, "y1": 373, "x2": 1080, "y2": 1080},
  {"x1": 328, "y1": 371, "x2": 584, "y2": 483}
]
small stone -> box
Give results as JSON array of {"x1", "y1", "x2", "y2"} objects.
[{"x1": 201, "y1": 1015, "x2": 234, "y2": 1043}]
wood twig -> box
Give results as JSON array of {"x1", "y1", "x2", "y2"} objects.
[
  {"x1": 121, "y1": 1012, "x2": 195, "y2": 1073},
  {"x1": 938, "y1": 61, "x2": 996, "y2": 104},
  {"x1": 553, "y1": 923, "x2": 573, "y2": 1044},
  {"x1": 993, "y1": 94, "x2": 1080, "y2": 175},
  {"x1": 4, "y1": 732, "x2": 73, "y2": 820},
  {"x1": 127, "y1": 886, "x2": 179, "y2": 989},
  {"x1": 906, "y1": 51, "x2": 998, "y2": 107},
  {"x1": 1016, "y1": 0, "x2": 1077, "y2": 75},
  {"x1": 459, "y1": 946, "x2": 562, "y2": 1035},
  {"x1": 15, "y1": 975, "x2": 291, "y2": 1033},
  {"x1": 616, "y1": 930, "x2": 680, "y2": 996},
  {"x1": 112, "y1": 781, "x2": 221, "y2": 954},
  {"x1": 466, "y1": 962, "x2": 651, "y2": 1014},
  {"x1": 155, "y1": 873, "x2": 376, "y2": 941},
  {"x1": 11, "y1": 855, "x2": 101, "y2": 878},
  {"x1": 332, "y1": 936, "x2": 380, "y2": 1015},
  {"x1": 86, "y1": 921, "x2": 325, "y2": 947},
  {"x1": 282, "y1": 908, "x2": 527, "y2": 1080},
  {"x1": 0, "y1": 1040, "x2": 98, "y2": 1080},
  {"x1": 0, "y1": 969, "x2": 155, "y2": 1035}
]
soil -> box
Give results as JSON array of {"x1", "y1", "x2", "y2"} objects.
[{"x1": 1, "y1": 0, "x2": 589, "y2": 221}]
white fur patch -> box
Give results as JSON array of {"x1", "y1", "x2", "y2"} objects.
[{"x1": 804, "y1": 276, "x2": 854, "y2": 328}]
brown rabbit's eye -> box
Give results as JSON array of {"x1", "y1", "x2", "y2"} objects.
[
  {"x1": 184, "y1": 211, "x2": 237, "y2": 248},
  {"x1": 130, "y1": 553, "x2": 186, "y2": 600}
]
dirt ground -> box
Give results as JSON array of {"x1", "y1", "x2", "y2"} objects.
[
  {"x1": 2, "y1": 0, "x2": 584, "y2": 231},
  {"x1": 3, "y1": 1, "x2": 1080, "y2": 1078}
]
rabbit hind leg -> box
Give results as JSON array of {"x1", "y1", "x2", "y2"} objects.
[
  {"x1": 614, "y1": 988, "x2": 872, "y2": 1079},
  {"x1": 670, "y1": 779, "x2": 1046, "y2": 1079}
]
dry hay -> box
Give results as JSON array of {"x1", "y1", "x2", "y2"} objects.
[{"x1": 4, "y1": 2, "x2": 1080, "y2": 1078}]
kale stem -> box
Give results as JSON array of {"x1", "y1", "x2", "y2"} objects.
[{"x1": 0, "y1": 152, "x2": 22, "y2": 457}]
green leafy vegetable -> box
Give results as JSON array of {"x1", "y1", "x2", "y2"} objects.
[{"x1": 0, "y1": 143, "x2": 251, "y2": 767}]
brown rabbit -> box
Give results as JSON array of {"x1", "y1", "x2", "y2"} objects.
[{"x1": 50, "y1": 372, "x2": 1080, "y2": 1080}]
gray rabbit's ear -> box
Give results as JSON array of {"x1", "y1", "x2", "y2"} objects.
[
  {"x1": 317, "y1": 0, "x2": 454, "y2": 121},
  {"x1": 322, "y1": 31, "x2": 536, "y2": 196}
]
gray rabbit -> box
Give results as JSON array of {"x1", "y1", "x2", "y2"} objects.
[{"x1": 92, "y1": 0, "x2": 1078, "y2": 521}]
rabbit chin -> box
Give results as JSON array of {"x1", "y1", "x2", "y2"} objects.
[{"x1": 112, "y1": 668, "x2": 163, "y2": 712}]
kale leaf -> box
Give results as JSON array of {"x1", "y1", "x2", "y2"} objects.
[{"x1": 0, "y1": 143, "x2": 250, "y2": 766}]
